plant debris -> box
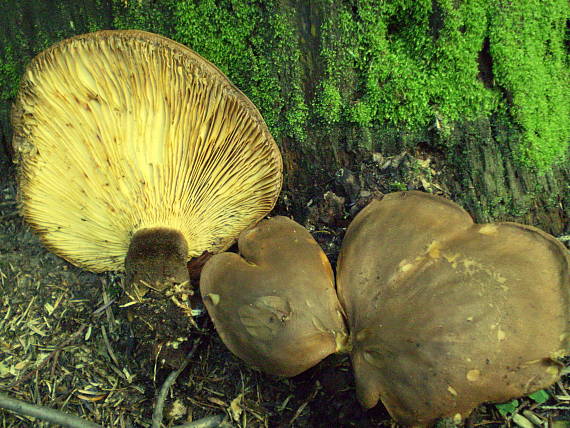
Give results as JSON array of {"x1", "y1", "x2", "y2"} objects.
[{"x1": 1, "y1": 153, "x2": 569, "y2": 426}]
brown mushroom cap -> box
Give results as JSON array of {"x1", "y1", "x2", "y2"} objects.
[
  {"x1": 336, "y1": 191, "x2": 570, "y2": 425},
  {"x1": 11, "y1": 30, "x2": 282, "y2": 273},
  {"x1": 200, "y1": 216, "x2": 349, "y2": 377}
]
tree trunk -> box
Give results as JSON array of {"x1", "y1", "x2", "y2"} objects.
[{"x1": 1, "y1": 0, "x2": 568, "y2": 236}]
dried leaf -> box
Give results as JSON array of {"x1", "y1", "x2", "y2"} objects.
[
  {"x1": 207, "y1": 397, "x2": 226, "y2": 407},
  {"x1": 77, "y1": 393, "x2": 108, "y2": 402},
  {"x1": 230, "y1": 393, "x2": 243, "y2": 421}
]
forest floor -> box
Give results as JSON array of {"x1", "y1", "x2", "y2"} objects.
[{"x1": 1, "y1": 149, "x2": 570, "y2": 428}]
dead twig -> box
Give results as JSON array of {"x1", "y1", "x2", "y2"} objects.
[
  {"x1": 97, "y1": 279, "x2": 117, "y2": 328},
  {"x1": 289, "y1": 401, "x2": 309, "y2": 425},
  {"x1": 101, "y1": 325, "x2": 121, "y2": 368},
  {"x1": 539, "y1": 405, "x2": 570, "y2": 410},
  {"x1": 288, "y1": 380, "x2": 321, "y2": 425},
  {"x1": 0, "y1": 211, "x2": 19, "y2": 221},
  {"x1": 172, "y1": 414, "x2": 227, "y2": 428},
  {"x1": 50, "y1": 350, "x2": 62, "y2": 379},
  {"x1": 0, "y1": 391, "x2": 102, "y2": 428},
  {"x1": 151, "y1": 337, "x2": 201, "y2": 428},
  {"x1": 92, "y1": 298, "x2": 116, "y2": 317}
]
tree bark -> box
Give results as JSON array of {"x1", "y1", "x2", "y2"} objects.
[{"x1": 1, "y1": 0, "x2": 568, "y2": 236}]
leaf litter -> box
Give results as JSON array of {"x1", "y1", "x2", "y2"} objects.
[{"x1": 1, "y1": 156, "x2": 570, "y2": 427}]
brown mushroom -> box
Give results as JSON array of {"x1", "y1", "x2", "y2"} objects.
[
  {"x1": 336, "y1": 191, "x2": 570, "y2": 425},
  {"x1": 200, "y1": 216, "x2": 349, "y2": 377},
  {"x1": 11, "y1": 30, "x2": 282, "y2": 297}
]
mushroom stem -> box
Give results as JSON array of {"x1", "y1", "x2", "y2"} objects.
[{"x1": 125, "y1": 227, "x2": 190, "y2": 299}]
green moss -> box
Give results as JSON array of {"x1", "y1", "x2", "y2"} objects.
[
  {"x1": 489, "y1": 0, "x2": 569, "y2": 171},
  {"x1": 315, "y1": 0, "x2": 568, "y2": 169},
  {"x1": 0, "y1": 46, "x2": 19, "y2": 103},
  {"x1": 111, "y1": 0, "x2": 175, "y2": 36},
  {"x1": 389, "y1": 181, "x2": 408, "y2": 192},
  {"x1": 268, "y1": 8, "x2": 308, "y2": 144},
  {"x1": 317, "y1": 1, "x2": 498, "y2": 129},
  {"x1": 316, "y1": 81, "x2": 343, "y2": 124},
  {"x1": 1, "y1": 0, "x2": 567, "y2": 173}
]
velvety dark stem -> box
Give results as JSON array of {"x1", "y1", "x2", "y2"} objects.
[{"x1": 125, "y1": 227, "x2": 189, "y2": 296}]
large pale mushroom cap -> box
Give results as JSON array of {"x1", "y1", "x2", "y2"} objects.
[
  {"x1": 337, "y1": 191, "x2": 570, "y2": 425},
  {"x1": 200, "y1": 216, "x2": 349, "y2": 377},
  {"x1": 11, "y1": 30, "x2": 282, "y2": 273}
]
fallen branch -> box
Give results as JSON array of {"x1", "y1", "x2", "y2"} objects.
[
  {"x1": 0, "y1": 392, "x2": 102, "y2": 428},
  {"x1": 151, "y1": 337, "x2": 201, "y2": 428},
  {"x1": 172, "y1": 414, "x2": 226, "y2": 428}
]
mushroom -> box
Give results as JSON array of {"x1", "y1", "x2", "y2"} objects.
[
  {"x1": 336, "y1": 191, "x2": 570, "y2": 425},
  {"x1": 11, "y1": 30, "x2": 282, "y2": 297},
  {"x1": 200, "y1": 216, "x2": 349, "y2": 377}
]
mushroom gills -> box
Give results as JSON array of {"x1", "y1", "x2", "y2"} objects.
[{"x1": 11, "y1": 30, "x2": 283, "y2": 274}]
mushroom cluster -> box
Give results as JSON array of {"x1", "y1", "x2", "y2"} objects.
[
  {"x1": 202, "y1": 191, "x2": 569, "y2": 425},
  {"x1": 10, "y1": 29, "x2": 569, "y2": 427},
  {"x1": 11, "y1": 30, "x2": 282, "y2": 295}
]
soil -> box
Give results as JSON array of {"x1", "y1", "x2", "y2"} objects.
[{"x1": 1, "y1": 148, "x2": 569, "y2": 428}]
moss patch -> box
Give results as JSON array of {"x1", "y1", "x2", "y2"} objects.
[
  {"x1": 489, "y1": 0, "x2": 569, "y2": 170},
  {"x1": 0, "y1": 0, "x2": 568, "y2": 175},
  {"x1": 111, "y1": 0, "x2": 175, "y2": 37},
  {"x1": 314, "y1": 0, "x2": 568, "y2": 170}
]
